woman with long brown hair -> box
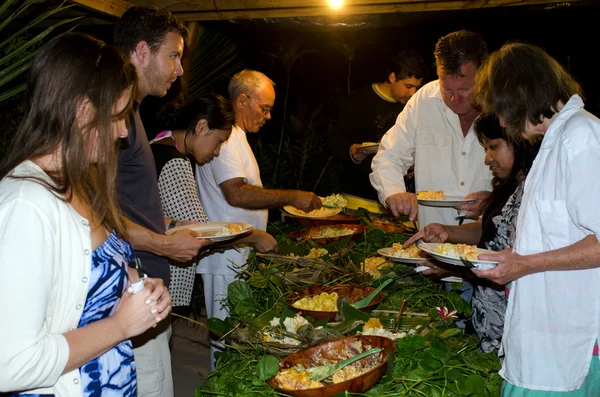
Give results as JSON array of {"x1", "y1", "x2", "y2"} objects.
[{"x1": 0, "y1": 33, "x2": 170, "y2": 396}]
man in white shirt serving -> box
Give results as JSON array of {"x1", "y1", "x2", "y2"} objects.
[
  {"x1": 195, "y1": 69, "x2": 321, "y2": 369},
  {"x1": 370, "y1": 30, "x2": 492, "y2": 228}
]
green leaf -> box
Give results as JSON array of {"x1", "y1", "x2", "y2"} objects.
[
  {"x1": 352, "y1": 278, "x2": 392, "y2": 309},
  {"x1": 228, "y1": 280, "x2": 252, "y2": 306},
  {"x1": 406, "y1": 367, "x2": 434, "y2": 381},
  {"x1": 248, "y1": 274, "x2": 270, "y2": 289},
  {"x1": 440, "y1": 328, "x2": 463, "y2": 339},
  {"x1": 342, "y1": 301, "x2": 371, "y2": 321},
  {"x1": 486, "y1": 373, "x2": 503, "y2": 394},
  {"x1": 234, "y1": 299, "x2": 257, "y2": 317},
  {"x1": 419, "y1": 352, "x2": 443, "y2": 372},
  {"x1": 445, "y1": 368, "x2": 463, "y2": 381},
  {"x1": 207, "y1": 317, "x2": 229, "y2": 335},
  {"x1": 397, "y1": 335, "x2": 426, "y2": 354},
  {"x1": 464, "y1": 374, "x2": 486, "y2": 395},
  {"x1": 365, "y1": 227, "x2": 385, "y2": 242},
  {"x1": 257, "y1": 355, "x2": 279, "y2": 381}
]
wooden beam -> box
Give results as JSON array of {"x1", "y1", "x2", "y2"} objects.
[
  {"x1": 165, "y1": 0, "x2": 583, "y2": 21},
  {"x1": 68, "y1": 0, "x2": 133, "y2": 18}
]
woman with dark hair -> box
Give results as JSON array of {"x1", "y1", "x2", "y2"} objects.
[
  {"x1": 474, "y1": 43, "x2": 600, "y2": 395},
  {"x1": 150, "y1": 94, "x2": 277, "y2": 310},
  {"x1": 0, "y1": 33, "x2": 171, "y2": 396},
  {"x1": 404, "y1": 113, "x2": 539, "y2": 353}
]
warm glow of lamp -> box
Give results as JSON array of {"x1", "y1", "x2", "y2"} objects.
[{"x1": 329, "y1": 0, "x2": 343, "y2": 9}]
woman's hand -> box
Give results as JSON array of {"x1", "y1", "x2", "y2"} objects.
[
  {"x1": 113, "y1": 278, "x2": 172, "y2": 339},
  {"x1": 403, "y1": 223, "x2": 450, "y2": 248}
]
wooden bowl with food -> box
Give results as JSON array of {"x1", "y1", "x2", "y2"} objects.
[
  {"x1": 286, "y1": 224, "x2": 367, "y2": 245},
  {"x1": 268, "y1": 335, "x2": 395, "y2": 397},
  {"x1": 285, "y1": 285, "x2": 386, "y2": 322}
]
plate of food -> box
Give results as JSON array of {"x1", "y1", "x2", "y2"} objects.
[
  {"x1": 416, "y1": 242, "x2": 498, "y2": 270},
  {"x1": 165, "y1": 222, "x2": 253, "y2": 242},
  {"x1": 377, "y1": 243, "x2": 430, "y2": 264},
  {"x1": 357, "y1": 142, "x2": 380, "y2": 154},
  {"x1": 268, "y1": 335, "x2": 395, "y2": 397},
  {"x1": 283, "y1": 206, "x2": 343, "y2": 219},
  {"x1": 416, "y1": 191, "x2": 476, "y2": 208}
]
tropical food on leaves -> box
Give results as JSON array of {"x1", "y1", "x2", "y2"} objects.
[
  {"x1": 436, "y1": 243, "x2": 479, "y2": 260},
  {"x1": 312, "y1": 227, "x2": 356, "y2": 239},
  {"x1": 273, "y1": 340, "x2": 383, "y2": 390},
  {"x1": 391, "y1": 243, "x2": 427, "y2": 258},
  {"x1": 321, "y1": 194, "x2": 347, "y2": 208},
  {"x1": 362, "y1": 256, "x2": 389, "y2": 279},
  {"x1": 293, "y1": 292, "x2": 338, "y2": 312},
  {"x1": 360, "y1": 318, "x2": 420, "y2": 340},
  {"x1": 417, "y1": 190, "x2": 445, "y2": 200},
  {"x1": 215, "y1": 223, "x2": 244, "y2": 236},
  {"x1": 263, "y1": 315, "x2": 310, "y2": 346}
]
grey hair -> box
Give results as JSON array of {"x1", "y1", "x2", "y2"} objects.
[{"x1": 228, "y1": 69, "x2": 275, "y2": 101}]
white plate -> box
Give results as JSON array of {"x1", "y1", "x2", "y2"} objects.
[
  {"x1": 283, "y1": 206, "x2": 342, "y2": 219},
  {"x1": 165, "y1": 222, "x2": 253, "y2": 242},
  {"x1": 377, "y1": 248, "x2": 429, "y2": 264},
  {"x1": 417, "y1": 242, "x2": 498, "y2": 270},
  {"x1": 358, "y1": 143, "x2": 379, "y2": 154},
  {"x1": 441, "y1": 276, "x2": 464, "y2": 283},
  {"x1": 417, "y1": 195, "x2": 476, "y2": 208}
]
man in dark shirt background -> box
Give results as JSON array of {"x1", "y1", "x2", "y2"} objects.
[{"x1": 330, "y1": 50, "x2": 425, "y2": 200}]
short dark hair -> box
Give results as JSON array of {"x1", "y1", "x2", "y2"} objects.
[
  {"x1": 113, "y1": 6, "x2": 188, "y2": 55},
  {"x1": 167, "y1": 93, "x2": 235, "y2": 134},
  {"x1": 386, "y1": 50, "x2": 426, "y2": 82},
  {"x1": 474, "y1": 113, "x2": 540, "y2": 205},
  {"x1": 434, "y1": 30, "x2": 487, "y2": 75},
  {"x1": 475, "y1": 42, "x2": 582, "y2": 141}
]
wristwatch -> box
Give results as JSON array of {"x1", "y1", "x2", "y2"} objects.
[{"x1": 167, "y1": 219, "x2": 178, "y2": 230}]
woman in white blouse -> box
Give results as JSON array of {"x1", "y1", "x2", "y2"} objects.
[
  {"x1": 0, "y1": 33, "x2": 171, "y2": 396},
  {"x1": 474, "y1": 42, "x2": 600, "y2": 395}
]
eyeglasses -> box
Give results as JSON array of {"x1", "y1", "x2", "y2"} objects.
[{"x1": 245, "y1": 94, "x2": 273, "y2": 116}]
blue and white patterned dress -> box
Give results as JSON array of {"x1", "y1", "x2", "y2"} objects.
[{"x1": 4, "y1": 231, "x2": 137, "y2": 397}]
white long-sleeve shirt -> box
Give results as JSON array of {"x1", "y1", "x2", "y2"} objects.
[
  {"x1": 370, "y1": 80, "x2": 492, "y2": 227},
  {"x1": 0, "y1": 161, "x2": 90, "y2": 396},
  {"x1": 502, "y1": 95, "x2": 600, "y2": 391},
  {"x1": 195, "y1": 126, "x2": 268, "y2": 275}
]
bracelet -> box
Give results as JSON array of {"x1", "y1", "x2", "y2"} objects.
[{"x1": 167, "y1": 219, "x2": 178, "y2": 230}]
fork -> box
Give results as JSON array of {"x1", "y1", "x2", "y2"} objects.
[
  {"x1": 454, "y1": 210, "x2": 468, "y2": 225},
  {"x1": 459, "y1": 256, "x2": 476, "y2": 269}
]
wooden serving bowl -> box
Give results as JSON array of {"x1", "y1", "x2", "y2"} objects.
[
  {"x1": 286, "y1": 285, "x2": 386, "y2": 322},
  {"x1": 268, "y1": 335, "x2": 396, "y2": 397},
  {"x1": 287, "y1": 224, "x2": 368, "y2": 245}
]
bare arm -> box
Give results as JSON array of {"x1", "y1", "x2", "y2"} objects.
[
  {"x1": 219, "y1": 178, "x2": 321, "y2": 212},
  {"x1": 475, "y1": 235, "x2": 600, "y2": 284},
  {"x1": 124, "y1": 218, "x2": 211, "y2": 262},
  {"x1": 403, "y1": 220, "x2": 483, "y2": 247}
]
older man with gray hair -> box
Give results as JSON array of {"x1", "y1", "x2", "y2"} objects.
[{"x1": 195, "y1": 69, "x2": 321, "y2": 369}]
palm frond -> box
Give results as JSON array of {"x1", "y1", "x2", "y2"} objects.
[{"x1": 188, "y1": 28, "x2": 243, "y2": 100}]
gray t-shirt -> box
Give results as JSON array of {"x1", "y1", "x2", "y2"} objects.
[{"x1": 118, "y1": 107, "x2": 170, "y2": 287}]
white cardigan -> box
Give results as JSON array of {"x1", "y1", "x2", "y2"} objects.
[{"x1": 0, "y1": 161, "x2": 91, "y2": 396}]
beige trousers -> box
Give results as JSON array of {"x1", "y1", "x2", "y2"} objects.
[{"x1": 131, "y1": 317, "x2": 173, "y2": 397}]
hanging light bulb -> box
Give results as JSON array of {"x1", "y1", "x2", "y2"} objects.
[{"x1": 329, "y1": 0, "x2": 343, "y2": 9}]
